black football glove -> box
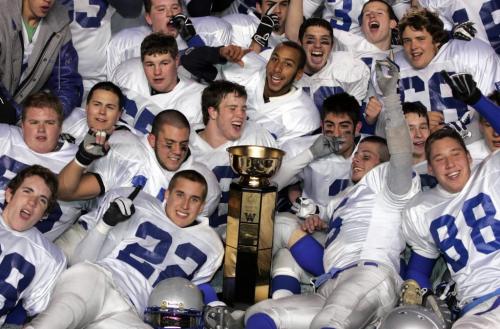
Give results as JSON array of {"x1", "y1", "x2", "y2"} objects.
[
  {"x1": 75, "y1": 130, "x2": 109, "y2": 167},
  {"x1": 102, "y1": 186, "x2": 142, "y2": 226},
  {"x1": 451, "y1": 21, "x2": 477, "y2": 41},
  {"x1": 252, "y1": 3, "x2": 280, "y2": 48},
  {"x1": 169, "y1": 14, "x2": 197, "y2": 41},
  {"x1": 441, "y1": 71, "x2": 482, "y2": 105}
]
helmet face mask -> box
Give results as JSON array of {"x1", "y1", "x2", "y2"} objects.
[
  {"x1": 144, "y1": 306, "x2": 203, "y2": 328},
  {"x1": 144, "y1": 277, "x2": 204, "y2": 329}
]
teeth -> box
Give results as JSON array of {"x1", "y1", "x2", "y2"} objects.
[
  {"x1": 311, "y1": 51, "x2": 323, "y2": 56},
  {"x1": 176, "y1": 210, "x2": 188, "y2": 217},
  {"x1": 447, "y1": 171, "x2": 459, "y2": 178},
  {"x1": 369, "y1": 22, "x2": 379, "y2": 28}
]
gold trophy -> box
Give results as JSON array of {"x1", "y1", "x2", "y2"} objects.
[{"x1": 223, "y1": 145, "x2": 285, "y2": 305}]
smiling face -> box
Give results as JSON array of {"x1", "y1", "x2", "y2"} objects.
[
  {"x1": 322, "y1": 112, "x2": 360, "y2": 158},
  {"x1": 165, "y1": 177, "x2": 206, "y2": 227},
  {"x1": 300, "y1": 25, "x2": 333, "y2": 75},
  {"x1": 402, "y1": 26, "x2": 439, "y2": 69},
  {"x1": 145, "y1": 0, "x2": 182, "y2": 37},
  {"x1": 22, "y1": 106, "x2": 61, "y2": 154},
  {"x1": 405, "y1": 112, "x2": 430, "y2": 163},
  {"x1": 2, "y1": 175, "x2": 52, "y2": 232},
  {"x1": 86, "y1": 89, "x2": 122, "y2": 134},
  {"x1": 351, "y1": 141, "x2": 382, "y2": 183},
  {"x1": 264, "y1": 44, "x2": 303, "y2": 98},
  {"x1": 209, "y1": 92, "x2": 247, "y2": 142},
  {"x1": 428, "y1": 137, "x2": 471, "y2": 193},
  {"x1": 148, "y1": 124, "x2": 190, "y2": 171},
  {"x1": 143, "y1": 52, "x2": 179, "y2": 93},
  {"x1": 361, "y1": 0, "x2": 397, "y2": 50}
]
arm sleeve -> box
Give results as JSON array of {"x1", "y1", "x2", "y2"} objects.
[
  {"x1": 383, "y1": 93, "x2": 413, "y2": 196},
  {"x1": 272, "y1": 149, "x2": 314, "y2": 191},
  {"x1": 69, "y1": 219, "x2": 112, "y2": 265},
  {"x1": 473, "y1": 94, "x2": 500, "y2": 134},
  {"x1": 44, "y1": 40, "x2": 83, "y2": 118},
  {"x1": 197, "y1": 283, "x2": 220, "y2": 304},
  {"x1": 180, "y1": 46, "x2": 225, "y2": 82},
  {"x1": 108, "y1": 0, "x2": 143, "y2": 18},
  {"x1": 405, "y1": 251, "x2": 436, "y2": 289},
  {"x1": 0, "y1": 83, "x2": 21, "y2": 124}
]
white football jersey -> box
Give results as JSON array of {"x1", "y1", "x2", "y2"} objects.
[
  {"x1": 418, "y1": 0, "x2": 500, "y2": 54},
  {"x1": 395, "y1": 38, "x2": 500, "y2": 142},
  {"x1": 86, "y1": 188, "x2": 223, "y2": 315},
  {"x1": 222, "y1": 53, "x2": 321, "y2": 146},
  {"x1": 62, "y1": 107, "x2": 138, "y2": 144},
  {"x1": 403, "y1": 150, "x2": 500, "y2": 305},
  {"x1": 88, "y1": 130, "x2": 221, "y2": 218},
  {"x1": 280, "y1": 134, "x2": 353, "y2": 207},
  {"x1": 106, "y1": 16, "x2": 232, "y2": 79},
  {"x1": 0, "y1": 124, "x2": 86, "y2": 241},
  {"x1": 189, "y1": 121, "x2": 277, "y2": 229},
  {"x1": 222, "y1": 12, "x2": 286, "y2": 49},
  {"x1": 60, "y1": 0, "x2": 115, "y2": 91},
  {"x1": 303, "y1": 0, "x2": 410, "y2": 35},
  {"x1": 297, "y1": 51, "x2": 370, "y2": 109},
  {"x1": 0, "y1": 217, "x2": 66, "y2": 324},
  {"x1": 323, "y1": 162, "x2": 420, "y2": 274},
  {"x1": 111, "y1": 58, "x2": 204, "y2": 133}
]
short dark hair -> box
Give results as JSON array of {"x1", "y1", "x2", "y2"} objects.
[
  {"x1": 276, "y1": 41, "x2": 307, "y2": 70},
  {"x1": 168, "y1": 169, "x2": 208, "y2": 202},
  {"x1": 399, "y1": 7, "x2": 448, "y2": 46},
  {"x1": 298, "y1": 18, "x2": 334, "y2": 45},
  {"x1": 143, "y1": 0, "x2": 181, "y2": 13},
  {"x1": 141, "y1": 32, "x2": 179, "y2": 61},
  {"x1": 151, "y1": 109, "x2": 190, "y2": 136},
  {"x1": 321, "y1": 92, "x2": 361, "y2": 125},
  {"x1": 488, "y1": 90, "x2": 500, "y2": 106},
  {"x1": 424, "y1": 127, "x2": 468, "y2": 162},
  {"x1": 359, "y1": 135, "x2": 390, "y2": 163},
  {"x1": 86, "y1": 81, "x2": 125, "y2": 111},
  {"x1": 201, "y1": 80, "x2": 247, "y2": 125},
  {"x1": 403, "y1": 101, "x2": 429, "y2": 125},
  {"x1": 22, "y1": 91, "x2": 63, "y2": 125},
  {"x1": 7, "y1": 165, "x2": 58, "y2": 214}
]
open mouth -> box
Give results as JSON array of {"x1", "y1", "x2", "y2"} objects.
[
  {"x1": 20, "y1": 209, "x2": 32, "y2": 220},
  {"x1": 369, "y1": 21, "x2": 380, "y2": 31},
  {"x1": 231, "y1": 121, "x2": 243, "y2": 131},
  {"x1": 446, "y1": 171, "x2": 460, "y2": 180},
  {"x1": 310, "y1": 51, "x2": 324, "y2": 65}
]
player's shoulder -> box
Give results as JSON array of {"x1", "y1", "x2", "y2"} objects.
[
  {"x1": 112, "y1": 57, "x2": 148, "y2": 92},
  {"x1": 329, "y1": 51, "x2": 371, "y2": 75},
  {"x1": 185, "y1": 219, "x2": 223, "y2": 250},
  {"x1": 239, "y1": 121, "x2": 277, "y2": 147},
  {"x1": 110, "y1": 25, "x2": 150, "y2": 45},
  {"x1": 0, "y1": 123, "x2": 17, "y2": 141}
]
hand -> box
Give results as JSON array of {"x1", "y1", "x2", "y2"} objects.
[
  {"x1": 291, "y1": 197, "x2": 319, "y2": 219},
  {"x1": 427, "y1": 111, "x2": 445, "y2": 133},
  {"x1": 300, "y1": 214, "x2": 327, "y2": 233},
  {"x1": 219, "y1": 45, "x2": 250, "y2": 67},
  {"x1": 168, "y1": 14, "x2": 196, "y2": 41},
  {"x1": 75, "y1": 129, "x2": 109, "y2": 167},
  {"x1": 309, "y1": 135, "x2": 344, "y2": 159},
  {"x1": 375, "y1": 58, "x2": 399, "y2": 96},
  {"x1": 445, "y1": 110, "x2": 473, "y2": 139},
  {"x1": 451, "y1": 21, "x2": 476, "y2": 41},
  {"x1": 441, "y1": 71, "x2": 482, "y2": 105},
  {"x1": 364, "y1": 96, "x2": 383, "y2": 125},
  {"x1": 252, "y1": 2, "x2": 280, "y2": 48},
  {"x1": 102, "y1": 196, "x2": 135, "y2": 227}
]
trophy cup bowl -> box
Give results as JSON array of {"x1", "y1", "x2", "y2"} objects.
[{"x1": 227, "y1": 145, "x2": 285, "y2": 188}]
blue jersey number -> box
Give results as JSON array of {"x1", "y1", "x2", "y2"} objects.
[
  {"x1": 400, "y1": 71, "x2": 469, "y2": 118},
  {"x1": 121, "y1": 96, "x2": 154, "y2": 134},
  {"x1": 0, "y1": 245, "x2": 35, "y2": 317},
  {"x1": 116, "y1": 222, "x2": 207, "y2": 286},
  {"x1": 210, "y1": 166, "x2": 237, "y2": 228},
  {"x1": 303, "y1": 86, "x2": 345, "y2": 113},
  {"x1": 61, "y1": 0, "x2": 109, "y2": 28},
  {"x1": 480, "y1": 1, "x2": 500, "y2": 54},
  {"x1": 328, "y1": 0, "x2": 353, "y2": 31},
  {"x1": 325, "y1": 197, "x2": 349, "y2": 248},
  {"x1": 328, "y1": 179, "x2": 350, "y2": 197},
  {"x1": 430, "y1": 193, "x2": 500, "y2": 272}
]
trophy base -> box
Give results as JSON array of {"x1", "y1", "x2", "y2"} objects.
[{"x1": 223, "y1": 182, "x2": 276, "y2": 305}]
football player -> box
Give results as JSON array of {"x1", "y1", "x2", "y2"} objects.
[
  {"x1": 189, "y1": 80, "x2": 277, "y2": 233},
  {"x1": 221, "y1": 41, "x2": 321, "y2": 147},
  {"x1": 27, "y1": 170, "x2": 223, "y2": 329},
  {"x1": 0, "y1": 92, "x2": 86, "y2": 241},
  {"x1": 57, "y1": 109, "x2": 220, "y2": 214},
  {"x1": 395, "y1": 7, "x2": 500, "y2": 142},
  {"x1": 0, "y1": 165, "x2": 66, "y2": 325},
  {"x1": 111, "y1": 33, "x2": 205, "y2": 133},
  {"x1": 402, "y1": 128, "x2": 500, "y2": 329},
  {"x1": 245, "y1": 58, "x2": 420, "y2": 329},
  {"x1": 62, "y1": 81, "x2": 129, "y2": 144},
  {"x1": 106, "y1": 0, "x2": 232, "y2": 78}
]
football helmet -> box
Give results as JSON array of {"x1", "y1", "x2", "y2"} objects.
[
  {"x1": 378, "y1": 305, "x2": 448, "y2": 329},
  {"x1": 144, "y1": 277, "x2": 204, "y2": 329}
]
